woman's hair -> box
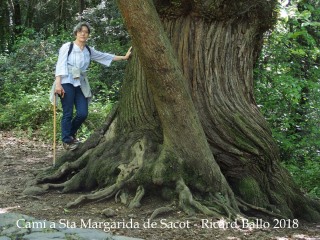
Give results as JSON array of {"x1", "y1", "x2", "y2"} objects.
[{"x1": 73, "y1": 22, "x2": 91, "y2": 36}]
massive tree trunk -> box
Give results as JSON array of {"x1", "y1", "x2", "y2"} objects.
[{"x1": 35, "y1": 0, "x2": 320, "y2": 221}]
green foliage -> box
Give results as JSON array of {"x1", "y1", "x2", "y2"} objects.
[
  {"x1": 0, "y1": 88, "x2": 51, "y2": 130},
  {"x1": 284, "y1": 160, "x2": 320, "y2": 197},
  {"x1": 255, "y1": 0, "x2": 320, "y2": 196},
  {"x1": 80, "y1": 0, "x2": 130, "y2": 102},
  {"x1": 0, "y1": 0, "x2": 127, "y2": 140}
]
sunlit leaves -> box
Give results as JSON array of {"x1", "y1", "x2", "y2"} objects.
[{"x1": 256, "y1": 0, "x2": 320, "y2": 196}]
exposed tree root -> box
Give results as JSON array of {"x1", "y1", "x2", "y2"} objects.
[
  {"x1": 176, "y1": 179, "x2": 225, "y2": 218},
  {"x1": 63, "y1": 137, "x2": 149, "y2": 208},
  {"x1": 36, "y1": 149, "x2": 92, "y2": 184},
  {"x1": 149, "y1": 206, "x2": 175, "y2": 220},
  {"x1": 236, "y1": 197, "x2": 288, "y2": 219},
  {"x1": 129, "y1": 185, "x2": 145, "y2": 209},
  {"x1": 118, "y1": 190, "x2": 129, "y2": 205},
  {"x1": 41, "y1": 169, "x2": 87, "y2": 193},
  {"x1": 66, "y1": 182, "x2": 123, "y2": 208},
  {"x1": 114, "y1": 190, "x2": 122, "y2": 203}
]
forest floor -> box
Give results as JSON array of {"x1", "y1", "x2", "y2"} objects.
[{"x1": 0, "y1": 130, "x2": 319, "y2": 240}]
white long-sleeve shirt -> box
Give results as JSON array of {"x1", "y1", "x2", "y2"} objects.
[{"x1": 55, "y1": 42, "x2": 115, "y2": 87}]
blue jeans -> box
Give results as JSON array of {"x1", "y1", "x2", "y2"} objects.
[{"x1": 60, "y1": 84, "x2": 88, "y2": 143}]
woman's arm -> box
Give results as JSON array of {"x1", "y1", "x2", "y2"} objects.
[
  {"x1": 54, "y1": 75, "x2": 65, "y2": 96},
  {"x1": 113, "y1": 46, "x2": 132, "y2": 61},
  {"x1": 54, "y1": 43, "x2": 70, "y2": 96},
  {"x1": 90, "y1": 46, "x2": 132, "y2": 66}
]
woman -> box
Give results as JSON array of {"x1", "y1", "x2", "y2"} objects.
[{"x1": 54, "y1": 22, "x2": 132, "y2": 150}]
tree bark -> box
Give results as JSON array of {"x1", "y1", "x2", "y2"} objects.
[
  {"x1": 79, "y1": 0, "x2": 85, "y2": 16},
  {"x1": 12, "y1": 0, "x2": 22, "y2": 34},
  {"x1": 34, "y1": 0, "x2": 320, "y2": 221},
  {"x1": 0, "y1": 0, "x2": 11, "y2": 51},
  {"x1": 24, "y1": 0, "x2": 36, "y2": 28},
  {"x1": 56, "y1": 0, "x2": 66, "y2": 32}
]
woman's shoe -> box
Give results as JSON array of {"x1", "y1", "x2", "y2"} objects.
[{"x1": 63, "y1": 140, "x2": 79, "y2": 151}]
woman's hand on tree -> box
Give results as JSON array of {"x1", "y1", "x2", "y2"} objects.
[{"x1": 124, "y1": 46, "x2": 132, "y2": 60}]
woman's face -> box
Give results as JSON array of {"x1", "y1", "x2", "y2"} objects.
[{"x1": 76, "y1": 26, "x2": 89, "y2": 43}]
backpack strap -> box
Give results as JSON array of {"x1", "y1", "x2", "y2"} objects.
[
  {"x1": 85, "y1": 45, "x2": 91, "y2": 55},
  {"x1": 67, "y1": 42, "x2": 74, "y2": 57},
  {"x1": 67, "y1": 42, "x2": 91, "y2": 57}
]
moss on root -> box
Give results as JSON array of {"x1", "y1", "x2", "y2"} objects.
[{"x1": 236, "y1": 176, "x2": 269, "y2": 207}]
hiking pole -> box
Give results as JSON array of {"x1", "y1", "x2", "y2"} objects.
[{"x1": 53, "y1": 93, "x2": 57, "y2": 166}]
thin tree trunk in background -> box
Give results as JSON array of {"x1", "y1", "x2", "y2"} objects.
[
  {"x1": 55, "y1": 0, "x2": 65, "y2": 32},
  {"x1": 6, "y1": 0, "x2": 16, "y2": 50},
  {"x1": 12, "y1": 0, "x2": 22, "y2": 34},
  {"x1": 25, "y1": 0, "x2": 35, "y2": 28},
  {"x1": 79, "y1": 0, "x2": 85, "y2": 17},
  {"x1": 0, "y1": 0, "x2": 10, "y2": 51},
  {"x1": 8, "y1": 0, "x2": 22, "y2": 28}
]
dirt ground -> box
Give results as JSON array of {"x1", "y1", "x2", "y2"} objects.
[{"x1": 0, "y1": 130, "x2": 319, "y2": 240}]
